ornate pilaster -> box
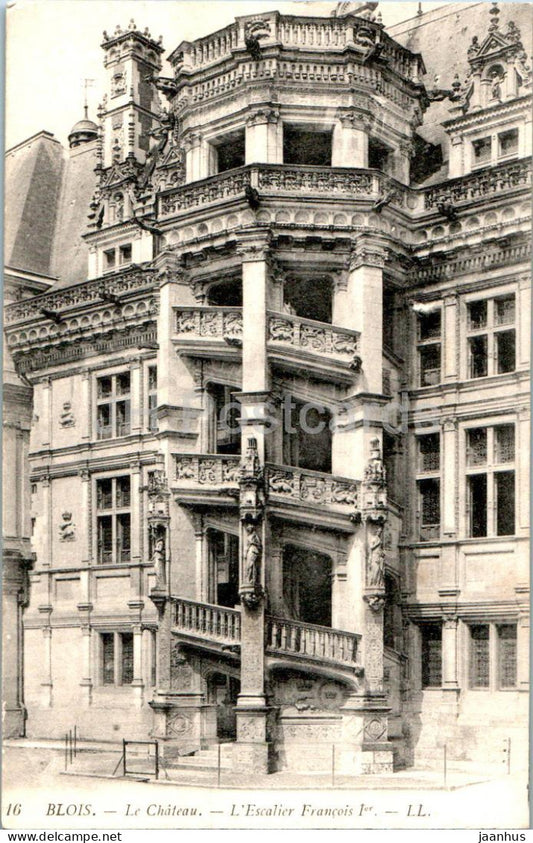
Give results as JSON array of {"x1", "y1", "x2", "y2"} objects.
[
  {"x1": 235, "y1": 437, "x2": 270, "y2": 773},
  {"x1": 146, "y1": 468, "x2": 171, "y2": 596}
]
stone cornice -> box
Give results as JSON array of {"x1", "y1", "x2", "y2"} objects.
[{"x1": 444, "y1": 94, "x2": 531, "y2": 132}]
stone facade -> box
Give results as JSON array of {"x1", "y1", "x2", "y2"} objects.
[{"x1": 3, "y1": 4, "x2": 530, "y2": 773}]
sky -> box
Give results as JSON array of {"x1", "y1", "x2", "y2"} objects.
[{"x1": 5, "y1": 0, "x2": 448, "y2": 150}]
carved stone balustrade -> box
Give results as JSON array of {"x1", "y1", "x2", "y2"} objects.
[
  {"x1": 170, "y1": 596, "x2": 363, "y2": 672},
  {"x1": 266, "y1": 463, "x2": 360, "y2": 529},
  {"x1": 266, "y1": 615, "x2": 362, "y2": 669},
  {"x1": 171, "y1": 12, "x2": 418, "y2": 82},
  {"x1": 173, "y1": 597, "x2": 241, "y2": 646},
  {"x1": 173, "y1": 306, "x2": 243, "y2": 360},
  {"x1": 267, "y1": 311, "x2": 360, "y2": 382},
  {"x1": 173, "y1": 453, "x2": 241, "y2": 506},
  {"x1": 424, "y1": 157, "x2": 531, "y2": 210},
  {"x1": 158, "y1": 164, "x2": 407, "y2": 218}
]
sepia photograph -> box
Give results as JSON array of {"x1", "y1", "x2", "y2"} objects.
[{"x1": 2, "y1": 0, "x2": 531, "y2": 832}]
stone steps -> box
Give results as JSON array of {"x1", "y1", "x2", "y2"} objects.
[{"x1": 172, "y1": 743, "x2": 233, "y2": 770}]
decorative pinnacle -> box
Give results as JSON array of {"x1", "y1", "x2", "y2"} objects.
[{"x1": 489, "y1": 1, "x2": 500, "y2": 31}]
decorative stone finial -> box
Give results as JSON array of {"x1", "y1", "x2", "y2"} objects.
[{"x1": 488, "y1": 1, "x2": 500, "y2": 31}]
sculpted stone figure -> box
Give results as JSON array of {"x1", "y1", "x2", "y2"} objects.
[
  {"x1": 367, "y1": 523, "x2": 385, "y2": 588},
  {"x1": 244, "y1": 522, "x2": 262, "y2": 586},
  {"x1": 151, "y1": 535, "x2": 166, "y2": 588}
]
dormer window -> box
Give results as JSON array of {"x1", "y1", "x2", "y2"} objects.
[
  {"x1": 103, "y1": 243, "x2": 132, "y2": 273},
  {"x1": 498, "y1": 129, "x2": 518, "y2": 160},
  {"x1": 472, "y1": 136, "x2": 492, "y2": 165}
]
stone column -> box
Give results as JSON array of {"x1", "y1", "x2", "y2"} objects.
[
  {"x1": 184, "y1": 132, "x2": 203, "y2": 182},
  {"x1": 192, "y1": 514, "x2": 208, "y2": 603},
  {"x1": 235, "y1": 235, "x2": 272, "y2": 772},
  {"x1": 332, "y1": 109, "x2": 369, "y2": 168},
  {"x1": 39, "y1": 606, "x2": 53, "y2": 707},
  {"x1": 80, "y1": 371, "x2": 91, "y2": 442},
  {"x1": 245, "y1": 107, "x2": 281, "y2": 164},
  {"x1": 343, "y1": 237, "x2": 387, "y2": 396},
  {"x1": 40, "y1": 475, "x2": 52, "y2": 568},
  {"x1": 132, "y1": 623, "x2": 144, "y2": 706},
  {"x1": 441, "y1": 417, "x2": 457, "y2": 539},
  {"x1": 40, "y1": 378, "x2": 52, "y2": 448},
  {"x1": 442, "y1": 615, "x2": 459, "y2": 691},
  {"x1": 78, "y1": 605, "x2": 93, "y2": 707},
  {"x1": 443, "y1": 294, "x2": 458, "y2": 382},
  {"x1": 130, "y1": 461, "x2": 141, "y2": 565}
]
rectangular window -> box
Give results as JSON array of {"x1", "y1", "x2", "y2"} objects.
[
  {"x1": 120, "y1": 633, "x2": 134, "y2": 684},
  {"x1": 419, "y1": 344, "x2": 441, "y2": 386},
  {"x1": 100, "y1": 632, "x2": 134, "y2": 686},
  {"x1": 465, "y1": 425, "x2": 515, "y2": 538},
  {"x1": 466, "y1": 427, "x2": 487, "y2": 467},
  {"x1": 495, "y1": 295, "x2": 516, "y2": 326},
  {"x1": 469, "y1": 335, "x2": 488, "y2": 378},
  {"x1": 495, "y1": 471, "x2": 515, "y2": 536},
  {"x1": 104, "y1": 249, "x2": 116, "y2": 270},
  {"x1": 96, "y1": 372, "x2": 131, "y2": 439},
  {"x1": 498, "y1": 625, "x2": 517, "y2": 688},
  {"x1": 472, "y1": 136, "x2": 492, "y2": 164},
  {"x1": 418, "y1": 433, "x2": 440, "y2": 473},
  {"x1": 421, "y1": 624, "x2": 442, "y2": 688},
  {"x1": 467, "y1": 300, "x2": 487, "y2": 331},
  {"x1": 498, "y1": 129, "x2": 518, "y2": 159},
  {"x1": 419, "y1": 310, "x2": 441, "y2": 341},
  {"x1": 418, "y1": 478, "x2": 440, "y2": 540},
  {"x1": 494, "y1": 425, "x2": 515, "y2": 463},
  {"x1": 466, "y1": 294, "x2": 516, "y2": 379},
  {"x1": 101, "y1": 633, "x2": 115, "y2": 685},
  {"x1": 496, "y1": 330, "x2": 516, "y2": 373},
  {"x1": 470, "y1": 625, "x2": 490, "y2": 688},
  {"x1": 119, "y1": 244, "x2": 132, "y2": 265},
  {"x1": 96, "y1": 476, "x2": 131, "y2": 564},
  {"x1": 468, "y1": 473, "x2": 487, "y2": 538}
]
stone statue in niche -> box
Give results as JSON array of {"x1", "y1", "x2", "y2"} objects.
[
  {"x1": 151, "y1": 532, "x2": 166, "y2": 588},
  {"x1": 59, "y1": 512, "x2": 76, "y2": 542},
  {"x1": 59, "y1": 401, "x2": 75, "y2": 428},
  {"x1": 244, "y1": 522, "x2": 261, "y2": 586},
  {"x1": 490, "y1": 68, "x2": 503, "y2": 101},
  {"x1": 367, "y1": 523, "x2": 385, "y2": 588}
]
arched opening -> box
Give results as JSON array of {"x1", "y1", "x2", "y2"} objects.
[
  {"x1": 282, "y1": 544, "x2": 332, "y2": 627},
  {"x1": 207, "y1": 278, "x2": 243, "y2": 307},
  {"x1": 283, "y1": 277, "x2": 332, "y2": 324},
  {"x1": 206, "y1": 672, "x2": 240, "y2": 740},
  {"x1": 207, "y1": 528, "x2": 239, "y2": 608}
]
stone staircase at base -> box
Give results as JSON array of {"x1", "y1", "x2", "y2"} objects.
[{"x1": 172, "y1": 742, "x2": 234, "y2": 771}]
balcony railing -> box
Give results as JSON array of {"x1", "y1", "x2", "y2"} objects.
[
  {"x1": 174, "y1": 598, "x2": 241, "y2": 645},
  {"x1": 267, "y1": 311, "x2": 359, "y2": 367},
  {"x1": 265, "y1": 463, "x2": 359, "y2": 515},
  {"x1": 424, "y1": 157, "x2": 531, "y2": 210},
  {"x1": 174, "y1": 453, "x2": 241, "y2": 487},
  {"x1": 266, "y1": 616, "x2": 361, "y2": 667},
  {"x1": 174, "y1": 306, "x2": 242, "y2": 345},
  {"x1": 159, "y1": 164, "x2": 405, "y2": 216},
  {"x1": 171, "y1": 596, "x2": 361, "y2": 669}
]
